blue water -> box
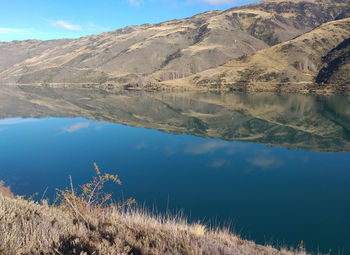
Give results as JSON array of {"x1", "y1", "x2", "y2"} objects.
[{"x1": 0, "y1": 87, "x2": 349, "y2": 254}]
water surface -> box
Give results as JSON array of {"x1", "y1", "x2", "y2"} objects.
[{"x1": 0, "y1": 85, "x2": 349, "y2": 254}]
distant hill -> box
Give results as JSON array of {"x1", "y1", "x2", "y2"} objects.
[
  {"x1": 179, "y1": 17, "x2": 350, "y2": 94},
  {"x1": 0, "y1": 0, "x2": 349, "y2": 93}
]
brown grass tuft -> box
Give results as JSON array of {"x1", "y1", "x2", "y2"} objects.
[{"x1": 0, "y1": 180, "x2": 14, "y2": 198}]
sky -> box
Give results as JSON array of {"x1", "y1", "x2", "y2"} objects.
[{"x1": 0, "y1": 0, "x2": 259, "y2": 42}]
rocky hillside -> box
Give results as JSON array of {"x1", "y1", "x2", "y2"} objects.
[
  {"x1": 0, "y1": 0, "x2": 349, "y2": 88},
  {"x1": 180, "y1": 17, "x2": 350, "y2": 94}
]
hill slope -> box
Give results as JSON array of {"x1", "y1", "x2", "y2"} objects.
[
  {"x1": 0, "y1": 0, "x2": 349, "y2": 87},
  {"x1": 315, "y1": 37, "x2": 350, "y2": 91},
  {"x1": 179, "y1": 17, "x2": 350, "y2": 94}
]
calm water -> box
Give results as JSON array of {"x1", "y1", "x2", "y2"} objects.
[{"x1": 0, "y1": 85, "x2": 349, "y2": 254}]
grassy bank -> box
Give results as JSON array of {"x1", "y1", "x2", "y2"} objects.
[{"x1": 0, "y1": 193, "x2": 308, "y2": 255}]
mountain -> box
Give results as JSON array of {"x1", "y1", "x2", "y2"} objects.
[
  {"x1": 178, "y1": 17, "x2": 350, "y2": 94},
  {"x1": 1, "y1": 85, "x2": 349, "y2": 152},
  {"x1": 0, "y1": 0, "x2": 349, "y2": 91}
]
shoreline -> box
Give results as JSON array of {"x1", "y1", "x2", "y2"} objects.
[{"x1": 0, "y1": 82, "x2": 349, "y2": 96}]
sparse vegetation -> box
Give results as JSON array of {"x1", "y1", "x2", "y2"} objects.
[
  {"x1": 161, "y1": 49, "x2": 183, "y2": 68},
  {"x1": 194, "y1": 24, "x2": 209, "y2": 44},
  {"x1": 232, "y1": 67, "x2": 264, "y2": 87},
  {"x1": 256, "y1": 31, "x2": 279, "y2": 46},
  {"x1": 258, "y1": 72, "x2": 279, "y2": 82},
  {"x1": 0, "y1": 164, "x2": 308, "y2": 255}
]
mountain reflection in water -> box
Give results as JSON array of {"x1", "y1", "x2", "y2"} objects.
[{"x1": 0, "y1": 85, "x2": 349, "y2": 152}]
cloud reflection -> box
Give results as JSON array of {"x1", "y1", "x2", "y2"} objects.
[
  {"x1": 0, "y1": 118, "x2": 36, "y2": 125},
  {"x1": 185, "y1": 141, "x2": 229, "y2": 155},
  {"x1": 61, "y1": 122, "x2": 90, "y2": 133},
  {"x1": 248, "y1": 155, "x2": 284, "y2": 169},
  {"x1": 210, "y1": 159, "x2": 230, "y2": 168},
  {"x1": 135, "y1": 142, "x2": 147, "y2": 150}
]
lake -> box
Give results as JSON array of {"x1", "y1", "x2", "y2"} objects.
[{"x1": 0, "y1": 85, "x2": 349, "y2": 254}]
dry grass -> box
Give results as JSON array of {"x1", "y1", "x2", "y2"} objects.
[
  {"x1": 0, "y1": 181, "x2": 14, "y2": 199},
  {"x1": 0, "y1": 166, "x2": 307, "y2": 255},
  {"x1": 0, "y1": 194, "x2": 307, "y2": 255}
]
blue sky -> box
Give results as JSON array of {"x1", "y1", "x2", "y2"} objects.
[{"x1": 0, "y1": 0, "x2": 258, "y2": 41}]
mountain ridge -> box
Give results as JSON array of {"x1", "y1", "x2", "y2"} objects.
[{"x1": 0, "y1": 0, "x2": 349, "y2": 93}]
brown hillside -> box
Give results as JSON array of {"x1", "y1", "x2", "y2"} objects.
[
  {"x1": 0, "y1": 0, "x2": 348, "y2": 87},
  {"x1": 179, "y1": 17, "x2": 350, "y2": 94}
]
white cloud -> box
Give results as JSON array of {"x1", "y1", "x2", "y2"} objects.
[
  {"x1": 0, "y1": 28, "x2": 29, "y2": 34},
  {"x1": 128, "y1": 0, "x2": 143, "y2": 7},
  {"x1": 61, "y1": 122, "x2": 90, "y2": 133},
  {"x1": 52, "y1": 20, "x2": 82, "y2": 31}
]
